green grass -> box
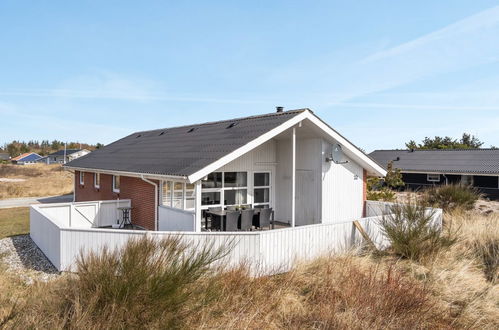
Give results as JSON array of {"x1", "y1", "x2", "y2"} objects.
[{"x1": 0, "y1": 207, "x2": 29, "y2": 239}]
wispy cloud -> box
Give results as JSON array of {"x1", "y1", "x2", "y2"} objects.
[
  {"x1": 302, "y1": 5, "x2": 499, "y2": 105},
  {"x1": 334, "y1": 102, "x2": 499, "y2": 111},
  {"x1": 0, "y1": 88, "x2": 269, "y2": 104}
]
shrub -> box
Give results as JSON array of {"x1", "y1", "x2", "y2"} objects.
[
  {"x1": 379, "y1": 203, "x2": 457, "y2": 260},
  {"x1": 367, "y1": 177, "x2": 396, "y2": 202},
  {"x1": 39, "y1": 236, "x2": 230, "y2": 328},
  {"x1": 367, "y1": 187, "x2": 396, "y2": 202},
  {"x1": 423, "y1": 184, "x2": 481, "y2": 211}
]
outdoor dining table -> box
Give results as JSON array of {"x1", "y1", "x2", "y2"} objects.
[{"x1": 206, "y1": 208, "x2": 274, "y2": 231}]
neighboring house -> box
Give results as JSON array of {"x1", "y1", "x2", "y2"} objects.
[
  {"x1": 369, "y1": 149, "x2": 499, "y2": 199},
  {"x1": 11, "y1": 152, "x2": 42, "y2": 165},
  {"x1": 64, "y1": 108, "x2": 386, "y2": 231},
  {"x1": 38, "y1": 149, "x2": 91, "y2": 164},
  {"x1": 0, "y1": 152, "x2": 10, "y2": 161}
]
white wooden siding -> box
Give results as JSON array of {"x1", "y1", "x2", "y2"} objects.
[
  {"x1": 275, "y1": 138, "x2": 322, "y2": 223},
  {"x1": 321, "y1": 140, "x2": 364, "y2": 224}
]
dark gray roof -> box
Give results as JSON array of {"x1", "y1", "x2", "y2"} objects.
[
  {"x1": 49, "y1": 149, "x2": 83, "y2": 156},
  {"x1": 369, "y1": 149, "x2": 499, "y2": 175},
  {"x1": 65, "y1": 109, "x2": 307, "y2": 177}
]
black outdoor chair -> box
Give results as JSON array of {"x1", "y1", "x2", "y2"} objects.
[
  {"x1": 240, "y1": 209, "x2": 254, "y2": 231},
  {"x1": 254, "y1": 208, "x2": 272, "y2": 230},
  {"x1": 208, "y1": 207, "x2": 222, "y2": 231},
  {"x1": 225, "y1": 211, "x2": 239, "y2": 231}
]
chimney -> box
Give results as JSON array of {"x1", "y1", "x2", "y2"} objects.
[{"x1": 276, "y1": 106, "x2": 284, "y2": 113}]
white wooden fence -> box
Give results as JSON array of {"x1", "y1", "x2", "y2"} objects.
[
  {"x1": 158, "y1": 206, "x2": 195, "y2": 231},
  {"x1": 30, "y1": 201, "x2": 442, "y2": 274}
]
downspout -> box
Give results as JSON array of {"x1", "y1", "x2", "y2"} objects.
[{"x1": 141, "y1": 175, "x2": 159, "y2": 231}]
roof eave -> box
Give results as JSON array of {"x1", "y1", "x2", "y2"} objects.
[{"x1": 63, "y1": 165, "x2": 189, "y2": 181}]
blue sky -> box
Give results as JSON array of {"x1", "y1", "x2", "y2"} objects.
[{"x1": 1, "y1": 1, "x2": 499, "y2": 152}]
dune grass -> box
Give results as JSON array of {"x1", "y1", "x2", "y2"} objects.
[
  {"x1": 0, "y1": 164, "x2": 73, "y2": 199},
  {"x1": 0, "y1": 210, "x2": 498, "y2": 329},
  {"x1": 0, "y1": 207, "x2": 29, "y2": 239}
]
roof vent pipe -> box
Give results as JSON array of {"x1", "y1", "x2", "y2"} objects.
[{"x1": 276, "y1": 106, "x2": 284, "y2": 113}]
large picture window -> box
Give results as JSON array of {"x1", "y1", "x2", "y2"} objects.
[{"x1": 201, "y1": 171, "x2": 249, "y2": 207}]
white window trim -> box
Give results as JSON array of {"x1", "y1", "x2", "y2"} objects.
[
  {"x1": 94, "y1": 173, "x2": 100, "y2": 189},
  {"x1": 79, "y1": 172, "x2": 85, "y2": 185},
  {"x1": 427, "y1": 174, "x2": 440, "y2": 182},
  {"x1": 112, "y1": 175, "x2": 120, "y2": 193}
]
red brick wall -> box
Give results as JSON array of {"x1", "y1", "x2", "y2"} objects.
[
  {"x1": 74, "y1": 171, "x2": 158, "y2": 230},
  {"x1": 362, "y1": 169, "x2": 367, "y2": 217}
]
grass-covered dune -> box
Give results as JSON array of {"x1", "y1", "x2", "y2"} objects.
[{"x1": 0, "y1": 210, "x2": 498, "y2": 329}]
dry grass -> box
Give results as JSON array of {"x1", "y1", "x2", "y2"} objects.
[
  {"x1": 0, "y1": 164, "x2": 72, "y2": 199},
  {"x1": 0, "y1": 211, "x2": 498, "y2": 329},
  {"x1": 0, "y1": 207, "x2": 29, "y2": 239}
]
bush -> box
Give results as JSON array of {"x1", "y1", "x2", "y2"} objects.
[
  {"x1": 32, "y1": 236, "x2": 230, "y2": 328},
  {"x1": 367, "y1": 187, "x2": 396, "y2": 202},
  {"x1": 379, "y1": 203, "x2": 457, "y2": 260},
  {"x1": 423, "y1": 184, "x2": 481, "y2": 211}
]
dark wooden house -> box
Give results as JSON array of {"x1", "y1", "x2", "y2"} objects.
[{"x1": 369, "y1": 149, "x2": 499, "y2": 199}]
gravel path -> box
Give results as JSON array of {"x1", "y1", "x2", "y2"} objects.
[{"x1": 0, "y1": 235, "x2": 60, "y2": 284}]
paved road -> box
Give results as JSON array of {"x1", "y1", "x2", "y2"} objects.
[{"x1": 0, "y1": 194, "x2": 73, "y2": 209}]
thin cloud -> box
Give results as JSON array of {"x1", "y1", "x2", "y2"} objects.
[
  {"x1": 320, "y1": 5, "x2": 499, "y2": 103},
  {"x1": 334, "y1": 102, "x2": 499, "y2": 111},
  {"x1": 0, "y1": 88, "x2": 268, "y2": 104}
]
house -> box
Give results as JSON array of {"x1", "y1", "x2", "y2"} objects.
[
  {"x1": 64, "y1": 108, "x2": 386, "y2": 231},
  {"x1": 369, "y1": 149, "x2": 499, "y2": 199},
  {"x1": 11, "y1": 152, "x2": 42, "y2": 165},
  {"x1": 38, "y1": 149, "x2": 91, "y2": 164}
]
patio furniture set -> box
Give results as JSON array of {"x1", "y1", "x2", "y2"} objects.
[{"x1": 204, "y1": 206, "x2": 274, "y2": 231}]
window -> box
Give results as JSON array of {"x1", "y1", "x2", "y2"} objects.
[
  {"x1": 94, "y1": 173, "x2": 100, "y2": 188},
  {"x1": 224, "y1": 189, "x2": 247, "y2": 205},
  {"x1": 162, "y1": 181, "x2": 173, "y2": 207},
  {"x1": 161, "y1": 181, "x2": 197, "y2": 210},
  {"x1": 202, "y1": 191, "x2": 221, "y2": 206},
  {"x1": 185, "y1": 183, "x2": 195, "y2": 209},
  {"x1": 200, "y1": 171, "x2": 249, "y2": 207},
  {"x1": 173, "y1": 182, "x2": 184, "y2": 209},
  {"x1": 201, "y1": 172, "x2": 223, "y2": 206},
  {"x1": 202, "y1": 172, "x2": 222, "y2": 188},
  {"x1": 79, "y1": 172, "x2": 85, "y2": 185},
  {"x1": 254, "y1": 172, "x2": 270, "y2": 208},
  {"x1": 113, "y1": 175, "x2": 120, "y2": 193},
  {"x1": 223, "y1": 172, "x2": 248, "y2": 206},
  {"x1": 223, "y1": 172, "x2": 247, "y2": 187},
  {"x1": 427, "y1": 174, "x2": 440, "y2": 182}
]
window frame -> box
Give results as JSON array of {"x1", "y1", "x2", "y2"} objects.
[
  {"x1": 94, "y1": 173, "x2": 100, "y2": 189},
  {"x1": 427, "y1": 173, "x2": 440, "y2": 182},
  {"x1": 222, "y1": 172, "x2": 248, "y2": 206},
  {"x1": 253, "y1": 171, "x2": 271, "y2": 208},
  {"x1": 79, "y1": 172, "x2": 85, "y2": 185},
  {"x1": 161, "y1": 181, "x2": 196, "y2": 211},
  {"x1": 112, "y1": 175, "x2": 120, "y2": 193}
]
